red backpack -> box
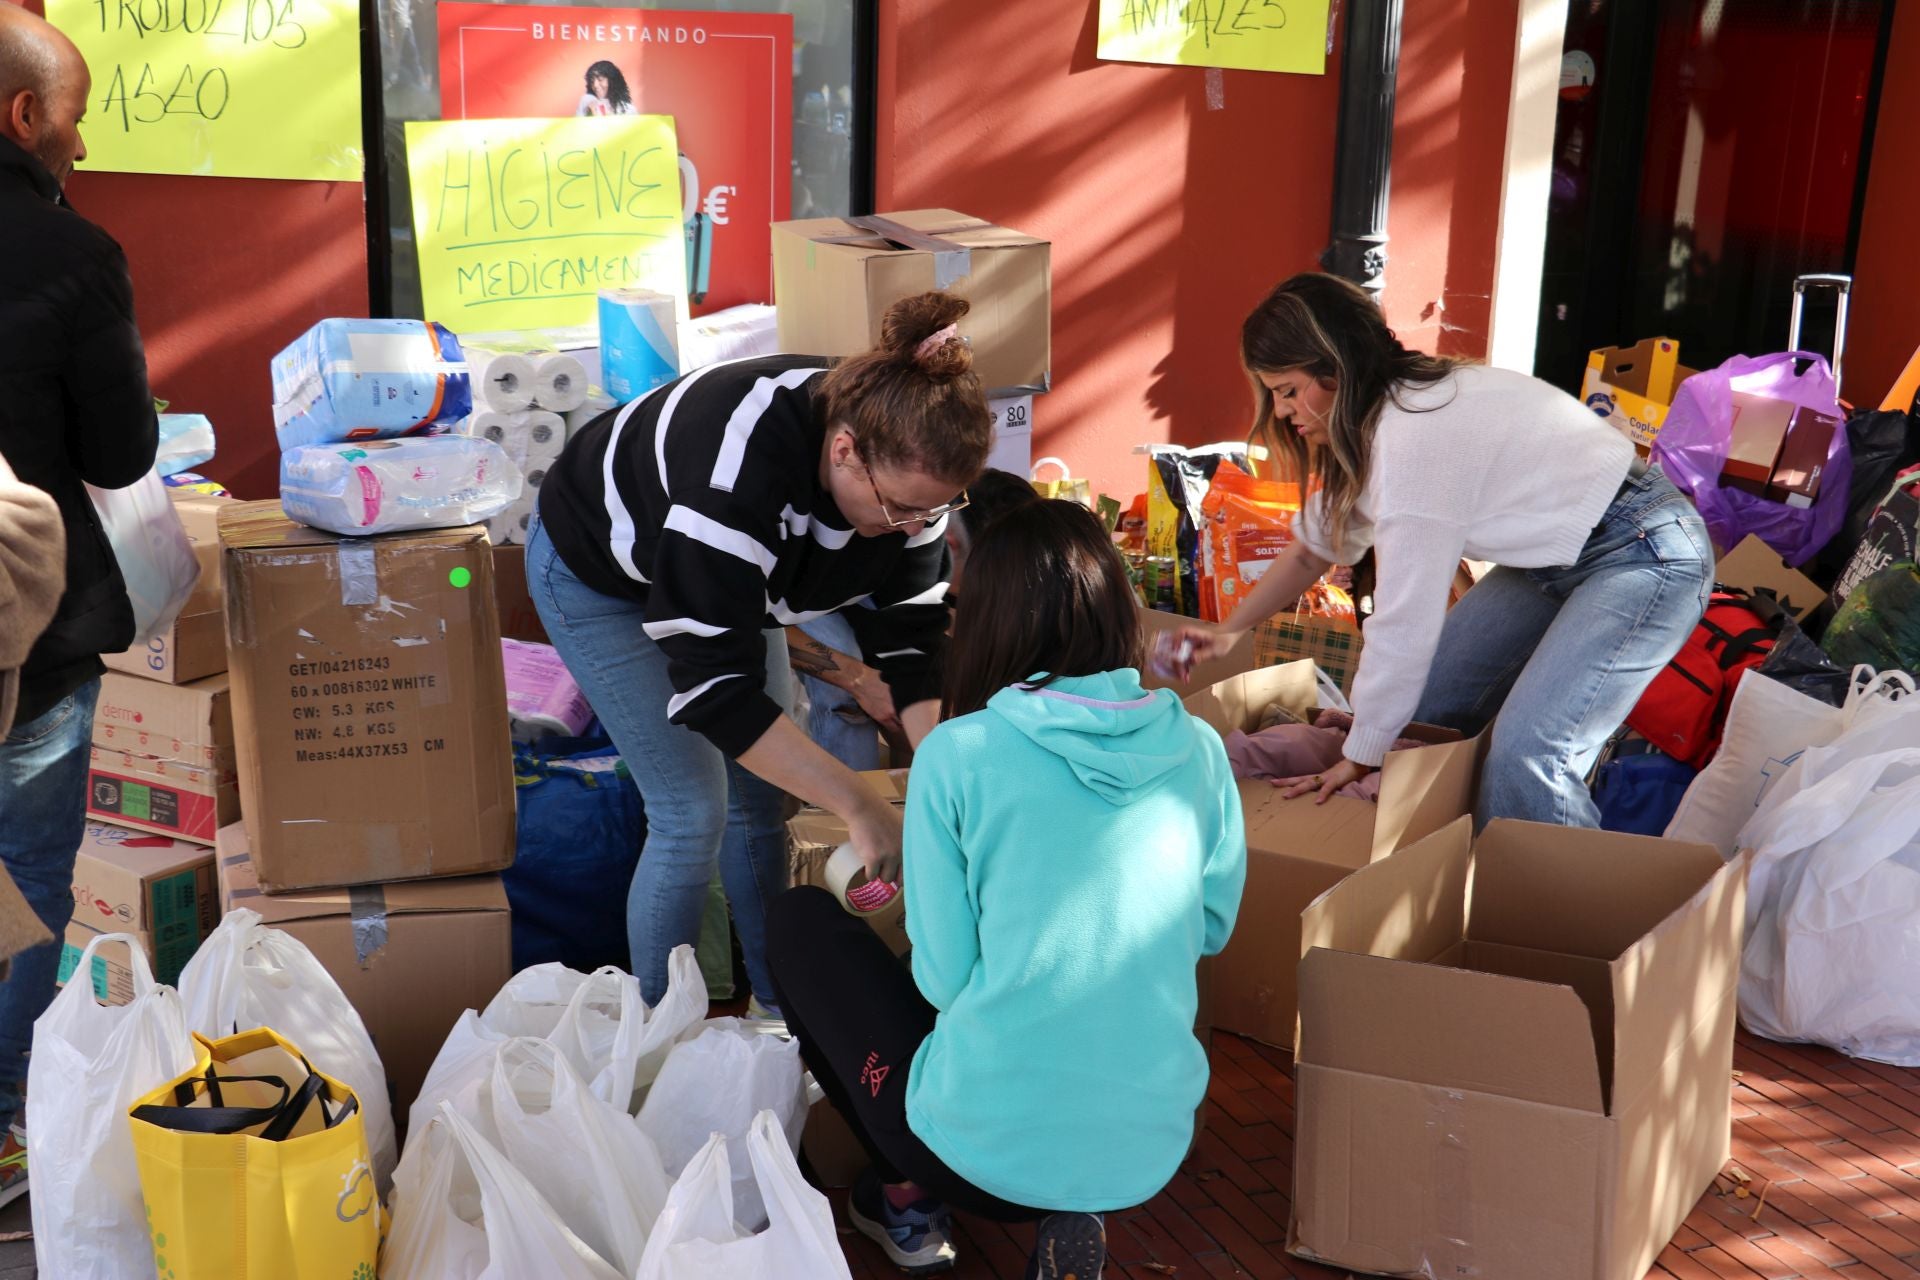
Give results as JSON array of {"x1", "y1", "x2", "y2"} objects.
[{"x1": 1626, "y1": 589, "x2": 1791, "y2": 768}]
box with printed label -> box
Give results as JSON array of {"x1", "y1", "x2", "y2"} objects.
[
  {"x1": 773, "y1": 209, "x2": 1051, "y2": 395},
  {"x1": 56, "y1": 919, "x2": 147, "y2": 1002},
  {"x1": 1288, "y1": 818, "x2": 1749, "y2": 1280},
  {"x1": 215, "y1": 823, "x2": 511, "y2": 1115},
  {"x1": 219, "y1": 502, "x2": 516, "y2": 891},
  {"x1": 69, "y1": 822, "x2": 216, "y2": 980},
  {"x1": 1580, "y1": 337, "x2": 1701, "y2": 449},
  {"x1": 1181, "y1": 663, "x2": 1486, "y2": 1049},
  {"x1": 88, "y1": 672, "x2": 237, "y2": 845}
]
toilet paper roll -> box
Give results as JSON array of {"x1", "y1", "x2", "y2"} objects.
[
  {"x1": 533, "y1": 352, "x2": 590, "y2": 412},
  {"x1": 497, "y1": 491, "x2": 536, "y2": 545},
  {"x1": 523, "y1": 411, "x2": 566, "y2": 466},
  {"x1": 469, "y1": 410, "x2": 522, "y2": 446},
  {"x1": 524, "y1": 465, "x2": 550, "y2": 491},
  {"x1": 825, "y1": 843, "x2": 901, "y2": 915},
  {"x1": 467, "y1": 348, "x2": 538, "y2": 414},
  {"x1": 565, "y1": 387, "x2": 619, "y2": 440}
]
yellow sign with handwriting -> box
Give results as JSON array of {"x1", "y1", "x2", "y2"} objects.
[
  {"x1": 1097, "y1": 0, "x2": 1328, "y2": 75},
  {"x1": 47, "y1": 0, "x2": 362, "y2": 181},
  {"x1": 406, "y1": 116, "x2": 688, "y2": 333}
]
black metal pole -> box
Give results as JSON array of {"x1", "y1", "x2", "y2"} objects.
[{"x1": 1321, "y1": 0, "x2": 1406, "y2": 297}]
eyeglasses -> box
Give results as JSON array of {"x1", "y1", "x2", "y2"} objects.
[{"x1": 855, "y1": 446, "x2": 970, "y2": 528}]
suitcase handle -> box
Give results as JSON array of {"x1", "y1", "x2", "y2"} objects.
[{"x1": 1790, "y1": 273, "x2": 1852, "y2": 387}]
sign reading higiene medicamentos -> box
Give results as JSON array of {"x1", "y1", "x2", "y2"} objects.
[
  {"x1": 405, "y1": 115, "x2": 689, "y2": 332},
  {"x1": 436, "y1": 4, "x2": 792, "y2": 315},
  {"x1": 48, "y1": 0, "x2": 362, "y2": 180}
]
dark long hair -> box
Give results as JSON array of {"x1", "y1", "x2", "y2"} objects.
[
  {"x1": 942, "y1": 501, "x2": 1144, "y2": 720},
  {"x1": 1242, "y1": 273, "x2": 1460, "y2": 548},
  {"x1": 584, "y1": 60, "x2": 633, "y2": 111}
]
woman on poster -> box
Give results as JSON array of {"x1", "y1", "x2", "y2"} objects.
[{"x1": 576, "y1": 60, "x2": 635, "y2": 116}]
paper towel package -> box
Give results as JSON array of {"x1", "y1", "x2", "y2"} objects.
[
  {"x1": 502, "y1": 639, "x2": 594, "y2": 741},
  {"x1": 271, "y1": 319, "x2": 474, "y2": 449},
  {"x1": 464, "y1": 338, "x2": 590, "y2": 414},
  {"x1": 677, "y1": 303, "x2": 778, "y2": 373},
  {"x1": 279, "y1": 436, "x2": 523, "y2": 536},
  {"x1": 599, "y1": 288, "x2": 680, "y2": 403}
]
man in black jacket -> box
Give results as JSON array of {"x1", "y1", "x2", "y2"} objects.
[{"x1": 0, "y1": 2, "x2": 158, "y2": 1203}]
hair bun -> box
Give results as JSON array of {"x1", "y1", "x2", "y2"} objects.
[{"x1": 881, "y1": 291, "x2": 974, "y2": 384}]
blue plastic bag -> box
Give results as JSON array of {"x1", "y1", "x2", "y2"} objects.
[
  {"x1": 509, "y1": 738, "x2": 645, "y2": 973},
  {"x1": 1651, "y1": 351, "x2": 1852, "y2": 567}
]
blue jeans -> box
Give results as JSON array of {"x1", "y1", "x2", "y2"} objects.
[
  {"x1": 0, "y1": 679, "x2": 99, "y2": 1132},
  {"x1": 1413, "y1": 465, "x2": 1712, "y2": 827},
  {"x1": 796, "y1": 611, "x2": 882, "y2": 772},
  {"x1": 524, "y1": 517, "x2": 793, "y2": 1007}
]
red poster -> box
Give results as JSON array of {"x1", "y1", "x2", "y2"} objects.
[{"x1": 437, "y1": 4, "x2": 793, "y2": 315}]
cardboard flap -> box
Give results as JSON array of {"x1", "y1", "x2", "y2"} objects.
[
  {"x1": 1609, "y1": 852, "x2": 1750, "y2": 1114},
  {"x1": 1178, "y1": 661, "x2": 1318, "y2": 734},
  {"x1": 1715, "y1": 535, "x2": 1826, "y2": 620},
  {"x1": 1469, "y1": 821, "x2": 1725, "y2": 961},
  {"x1": 1298, "y1": 948, "x2": 1606, "y2": 1113},
  {"x1": 1370, "y1": 731, "x2": 1488, "y2": 861},
  {"x1": 1301, "y1": 817, "x2": 1472, "y2": 962}
]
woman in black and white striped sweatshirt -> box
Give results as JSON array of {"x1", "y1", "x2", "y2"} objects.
[{"x1": 529, "y1": 292, "x2": 993, "y2": 1012}]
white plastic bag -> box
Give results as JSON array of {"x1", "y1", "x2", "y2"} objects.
[
  {"x1": 485, "y1": 1037, "x2": 673, "y2": 1274},
  {"x1": 28, "y1": 931, "x2": 198, "y2": 1280},
  {"x1": 636, "y1": 1020, "x2": 809, "y2": 1231},
  {"x1": 479, "y1": 947, "x2": 706, "y2": 1111},
  {"x1": 383, "y1": 1101, "x2": 626, "y2": 1280},
  {"x1": 1736, "y1": 724, "x2": 1920, "y2": 1063},
  {"x1": 177, "y1": 907, "x2": 398, "y2": 1191},
  {"x1": 636, "y1": 1110, "x2": 855, "y2": 1280},
  {"x1": 88, "y1": 469, "x2": 200, "y2": 646}
]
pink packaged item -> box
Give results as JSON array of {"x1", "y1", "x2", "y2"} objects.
[{"x1": 502, "y1": 638, "x2": 595, "y2": 741}]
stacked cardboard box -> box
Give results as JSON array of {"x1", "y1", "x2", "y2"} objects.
[
  {"x1": 207, "y1": 501, "x2": 518, "y2": 1108},
  {"x1": 87, "y1": 671, "x2": 239, "y2": 845},
  {"x1": 58, "y1": 822, "x2": 217, "y2": 992}
]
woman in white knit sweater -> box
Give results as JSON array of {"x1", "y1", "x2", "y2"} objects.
[{"x1": 1178, "y1": 273, "x2": 1711, "y2": 827}]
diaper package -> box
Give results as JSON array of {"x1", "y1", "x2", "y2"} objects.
[{"x1": 271, "y1": 319, "x2": 474, "y2": 449}]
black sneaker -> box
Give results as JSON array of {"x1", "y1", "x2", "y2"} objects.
[
  {"x1": 1026, "y1": 1212, "x2": 1106, "y2": 1280},
  {"x1": 847, "y1": 1167, "x2": 958, "y2": 1274}
]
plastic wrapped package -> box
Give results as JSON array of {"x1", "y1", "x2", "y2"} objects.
[
  {"x1": 156, "y1": 413, "x2": 215, "y2": 477},
  {"x1": 280, "y1": 436, "x2": 522, "y2": 536},
  {"x1": 272, "y1": 318, "x2": 473, "y2": 449}
]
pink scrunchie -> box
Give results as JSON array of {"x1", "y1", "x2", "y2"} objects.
[{"x1": 915, "y1": 324, "x2": 959, "y2": 361}]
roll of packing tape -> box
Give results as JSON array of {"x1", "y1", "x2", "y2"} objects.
[{"x1": 825, "y1": 843, "x2": 899, "y2": 915}]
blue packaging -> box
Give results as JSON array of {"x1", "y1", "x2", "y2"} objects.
[
  {"x1": 155, "y1": 413, "x2": 215, "y2": 477},
  {"x1": 271, "y1": 319, "x2": 473, "y2": 449},
  {"x1": 597, "y1": 288, "x2": 680, "y2": 404}
]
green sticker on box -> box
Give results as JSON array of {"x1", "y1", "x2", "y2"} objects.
[
  {"x1": 119, "y1": 782, "x2": 153, "y2": 822},
  {"x1": 151, "y1": 870, "x2": 199, "y2": 947},
  {"x1": 55, "y1": 943, "x2": 110, "y2": 1001}
]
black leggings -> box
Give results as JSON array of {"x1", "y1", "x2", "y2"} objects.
[{"x1": 765, "y1": 885, "x2": 1044, "y2": 1222}]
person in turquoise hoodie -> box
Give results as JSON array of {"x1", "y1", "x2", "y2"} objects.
[{"x1": 767, "y1": 500, "x2": 1247, "y2": 1279}]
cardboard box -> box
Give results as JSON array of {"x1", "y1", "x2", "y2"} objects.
[
  {"x1": 1289, "y1": 818, "x2": 1749, "y2": 1280},
  {"x1": 215, "y1": 823, "x2": 512, "y2": 1117},
  {"x1": 1767, "y1": 404, "x2": 1841, "y2": 505},
  {"x1": 70, "y1": 822, "x2": 215, "y2": 979},
  {"x1": 1715, "y1": 534, "x2": 1825, "y2": 621},
  {"x1": 88, "y1": 672, "x2": 238, "y2": 845},
  {"x1": 92, "y1": 671, "x2": 234, "y2": 770},
  {"x1": 1581, "y1": 337, "x2": 1700, "y2": 449},
  {"x1": 56, "y1": 919, "x2": 145, "y2": 1003},
  {"x1": 1182, "y1": 663, "x2": 1485, "y2": 1049},
  {"x1": 219, "y1": 502, "x2": 516, "y2": 891},
  {"x1": 1723, "y1": 390, "x2": 1793, "y2": 484},
  {"x1": 773, "y1": 209, "x2": 1051, "y2": 396},
  {"x1": 105, "y1": 495, "x2": 236, "y2": 683},
  {"x1": 492, "y1": 545, "x2": 550, "y2": 645}
]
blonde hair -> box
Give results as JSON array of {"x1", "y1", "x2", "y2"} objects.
[{"x1": 1242, "y1": 274, "x2": 1462, "y2": 548}]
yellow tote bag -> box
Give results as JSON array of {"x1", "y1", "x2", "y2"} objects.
[{"x1": 128, "y1": 1028, "x2": 382, "y2": 1280}]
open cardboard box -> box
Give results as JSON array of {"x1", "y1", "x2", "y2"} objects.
[
  {"x1": 1289, "y1": 817, "x2": 1749, "y2": 1280},
  {"x1": 1183, "y1": 662, "x2": 1486, "y2": 1048},
  {"x1": 1714, "y1": 533, "x2": 1825, "y2": 619}
]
